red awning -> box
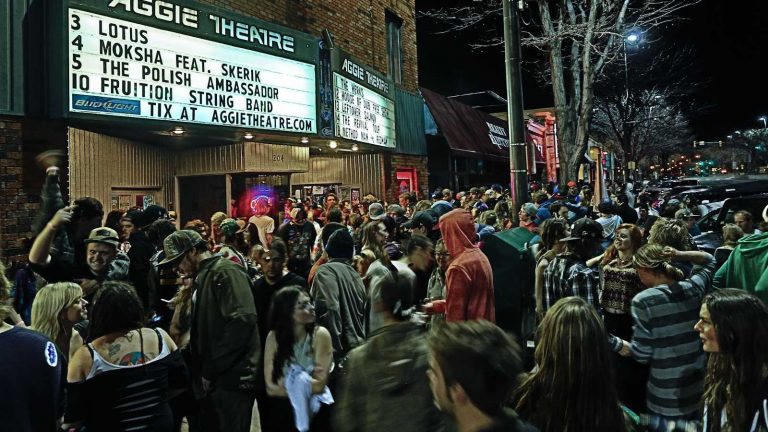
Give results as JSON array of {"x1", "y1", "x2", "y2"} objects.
[{"x1": 421, "y1": 87, "x2": 510, "y2": 161}]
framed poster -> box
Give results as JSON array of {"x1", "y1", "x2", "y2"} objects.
[
  {"x1": 351, "y1": 188, "x2": 361, "y2": 205},
  {"x1": 118, "y1": 195, "x2": 132, "y2": 211},
  {"x1": 110, "y1": 195, "x2": 119, "y2": 211}
]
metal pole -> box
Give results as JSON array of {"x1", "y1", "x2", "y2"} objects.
[{"x1": 503, "y1": 0, "x2": 528, "y2": 211}]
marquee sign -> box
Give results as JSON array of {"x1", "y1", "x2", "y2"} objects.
[
  {"x1": 63, "y1": 0, "x2": 318, "y2": 133},
  {"x1": 332, "y1": 51, "x2": 396, "y2": 148}
]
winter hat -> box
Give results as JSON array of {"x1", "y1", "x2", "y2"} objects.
[
  {"x1": 325, "y1": 229, "x2": 354, "y2": 260},
  {"x1": 135, "y1": 205, "x2": 169, "y2": 228}
]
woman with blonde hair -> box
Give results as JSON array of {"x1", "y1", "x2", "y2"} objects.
[
  {"x1": 513, "y1": 296, "x2": 630, "y2": 431},
  {"x1": 714, "y1": 224, "x2": 744, "y2": 269},
  {"x1": 31, "y1": 282, "x2": 87, "y2": 358}
]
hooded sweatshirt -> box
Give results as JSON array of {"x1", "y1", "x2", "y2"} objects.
[
  {"x1": 433, "y1": 209, "x2": 495, "y2": 322},
  {"x1": 713, "y1": 232, "x2": 768, "y2": 304}
]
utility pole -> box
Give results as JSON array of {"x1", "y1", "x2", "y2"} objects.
[{"x1": 503, "y1": 0, "x2": 528, "y2": 212}]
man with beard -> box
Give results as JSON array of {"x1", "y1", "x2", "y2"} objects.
[{"x1": 161, "y1": 230, "x2": 260, "y2": 432}]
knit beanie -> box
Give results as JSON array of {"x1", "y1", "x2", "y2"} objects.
[{"x1": 325, "y1": 229, "x2": 354, "y2": 260}]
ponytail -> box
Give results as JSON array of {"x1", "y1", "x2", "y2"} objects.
[{"x1": 661, "y1": 262, "x2": 685, "y2": 281}]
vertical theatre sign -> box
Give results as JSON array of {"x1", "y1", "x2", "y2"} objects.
[
  {"x1": 63, "y1": 0, "x2": 318, "y2": 133},
  {"x1": 332, "y1": 51, "x2": 396, "y2": 148}
]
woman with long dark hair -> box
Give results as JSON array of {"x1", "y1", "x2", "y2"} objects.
[
  {"x1": 698, "y1": 289, "x2": 768, "y2": 431},
  {"x1": 513, "y1": 296, "x2": 630, "y2": 432},
  {"x1": 64, "y1": 281, "x2": 186, "y2": 431},
  {"x1": 263, "y1": 286, "x2": 333, "y2": 432}
]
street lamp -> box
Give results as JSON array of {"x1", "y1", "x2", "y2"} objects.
[
  {"x1": 622, "y1": 32, "x2": 641, "y2": 104},
  {"x1": 759, "y1": 116, "x2": 767, "y2": 128}
]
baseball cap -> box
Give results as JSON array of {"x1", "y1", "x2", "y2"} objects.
[
  {"x1": 159, "y1": 230, "x2": 206, "y2": 266},
  {"x1": 401, "y1": 211, "x2": 436, "y2": 230},
  {"x1": 368, "y1": 202, "x2": 386, "y2": 220},
  {"x1": 567, "y1": 181, "x2": 578, "y2": 188},
  {"x1": 218, "y1": 218, "x2": 239, "y2": 237},
  {"x1": 84, "y1": 227, "x2": 120, "y2": 248},
  {"x1": 484, "y1": 189, "x2": 495, "y2": 196},
  {"x1": 560, "y1": 218, "x2": 603, "y2": 242}
]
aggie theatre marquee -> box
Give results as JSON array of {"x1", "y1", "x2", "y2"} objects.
[
  {"x1": 331, "y1": 51, "x2": 396, "y2": 149},
  {"x1": 51, "y1": 0, "x2": 320, "y2": 135}
]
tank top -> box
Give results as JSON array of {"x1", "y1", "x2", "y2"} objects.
[
  {"x1": 75, "y1": 329, "x2": 178, "y2": 431},
  {"x1": 86, "y1": 329, "x2": 171, "y2": 379}
]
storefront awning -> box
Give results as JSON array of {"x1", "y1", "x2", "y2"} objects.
[{"x1": 421, "y1": 87, "x2": 510, "y2": 161}]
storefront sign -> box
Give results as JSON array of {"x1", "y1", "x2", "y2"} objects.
[
  {"x1": 65, "y1": 1, "x2": 317, "y2": 133},
  {"x1": 332, "y1": 52, "x2": 396, "y2": 148},
  {"x1": 487, "y1": 122, "x2": 509, "y2": 150}
]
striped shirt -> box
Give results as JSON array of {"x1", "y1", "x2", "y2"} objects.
[
  {"x1": 543, "y1": 253, "x2": 599, "y2": 312},
  {"x1": 630, "y1": 254, "x2": 716, "y2": 419}
]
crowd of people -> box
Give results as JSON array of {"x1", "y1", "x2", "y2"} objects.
[{"x1": 3, "y1": 154, "x2": 768, "y2": 432}]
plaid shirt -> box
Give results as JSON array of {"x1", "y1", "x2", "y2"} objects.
[{"x1": 542, "y1": 253, "x2": 600, "y2": 312}]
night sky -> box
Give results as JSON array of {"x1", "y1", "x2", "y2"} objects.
[{"x1": 416, "y1": 0, "x2": 768, "y2": 141}]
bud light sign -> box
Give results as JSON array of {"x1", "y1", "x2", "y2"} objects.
[{"x1": 72, "y1": 94, "x2": 140, "y2": 114}]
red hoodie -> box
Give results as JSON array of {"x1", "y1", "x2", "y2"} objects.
[{"x1": 430, "y1": 209, "x2": 495, "y2": 322}]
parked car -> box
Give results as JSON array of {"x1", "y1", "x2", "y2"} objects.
[
  {"x1": 693, "y1": 193, "x2": 768, "y2": 254},
  {"x1": 679, "y1": 180, "x2": 768, "y2": 205}
]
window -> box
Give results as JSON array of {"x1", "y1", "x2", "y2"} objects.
[{"x1": 386, "y1": 11, "x2": 403, "y2": 84}]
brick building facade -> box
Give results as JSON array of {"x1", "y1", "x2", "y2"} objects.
[
  {"x1": 0, "y1": 118, "x2": 37, "y2": 262},
  {"x1": 197, "y1": 0, "x2": 419, "y2": 93}
]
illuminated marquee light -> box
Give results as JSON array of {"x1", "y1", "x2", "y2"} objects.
[
  {"x1": 68, "y1": 9, "x2": 317, "y2": 133},
  {"x1": 332, "y1": 73, "x2": 395, "y2": 148}
]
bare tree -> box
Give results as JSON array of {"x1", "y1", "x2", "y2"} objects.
[
  {"x1": 593, "y1": 91, "x2": 693, "y2": 166},
  {"x1": 421, "y1": 0, "x2": 699, "y2": 181}
]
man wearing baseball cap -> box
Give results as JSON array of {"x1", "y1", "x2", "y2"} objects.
[
  {"x1": 402, "y1": 211, "x2": 439, "y2": 241},
  {"x1": 160, "y1": 230, "x2": 260, "y2": 432},
  {"x1": 80, "y1": 227, "x2": 130, "y2": 300},
  {"x1": 541, "y1": 217, "x2": 603, "y2": 314}
]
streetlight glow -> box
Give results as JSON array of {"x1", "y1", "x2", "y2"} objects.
[
  {"x1": 759, "y1": 116, "x2": 767, "y2": 128},
  {"x1": 626, "y1": 33, "x2": 639, "y2": 43}
]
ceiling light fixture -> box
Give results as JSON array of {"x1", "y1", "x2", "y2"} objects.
[
  {"x1": 329, "y1": 140, "x2": 338, "y2": 149},
  {"x1": 300, "y1": 136, "x2": 310, "y2": 144},
  {"x1": 171, "y1": 126, "x2": 185, "y2": 135},
  {"x1": 351, "y1": 143, "x2": 359, "y2": 151},
  {"x1": 244, "y1": 132, "x2": 254, "y2": 140}
]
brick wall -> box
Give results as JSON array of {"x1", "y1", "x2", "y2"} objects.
[
  {"x1": 386, "y1": 153, "x2": 428, "y2": 203},
  {"x1": 0, "y1": 117, "x2": 38, "y2": 262},
  {"x1": 198, "y1": 0, "x2": 419, "y2": 92}
]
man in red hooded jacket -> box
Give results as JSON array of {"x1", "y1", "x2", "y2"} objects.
[{"x1": 425, "y1": 209, "x2": 495, "y2": 322}]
